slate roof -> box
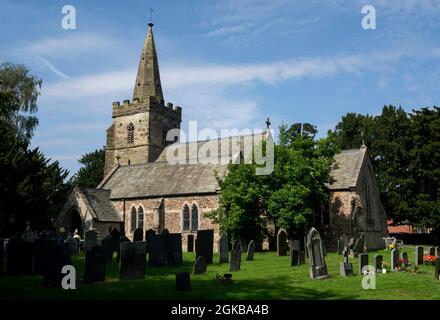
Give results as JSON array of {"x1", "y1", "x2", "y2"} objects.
[
  {"x1": 80, "y1": 188, "x2": 122, "y2": 222},
  {"x1": 100, "y1": 162, "x2": 228, "y2": 200},
  {"x1": 327, "y1": 147, "x2": 367, "y2": 190}
]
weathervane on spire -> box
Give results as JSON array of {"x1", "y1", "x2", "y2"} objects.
[{"x1": 148, "y1": 6, "x2": 154, "y2": 26}]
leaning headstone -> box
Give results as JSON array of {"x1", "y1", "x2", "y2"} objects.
[
  {"x1": 429, "y1": 247, "x2": 435, "y2": 256},
  {"x1": 340, "y1": 247, "x2": 353, "y2": 276},
  {"x1": 176, "y1": 272, "x2": 191, "y2": 291},
  {"x1": 391, "y1": 248, "x2": 399, "y2": 270},
  {"x1": 246, "y1": 240, "x2": 255, "y2": 261},
  {"x1": 41, "y1": 243, "x2": 72, "y2": 287},
  {"x1": 187, "y1": 234, "x2": 194, "y2": 252},
  {"x1": 85, "y1": 230, "x2": 98, "y2": 252},
  {"x1": 65, "y1": 234, "x2": 79, "y2": 256},
  {"x1": 373, "y1": 255, "x2": 383, "y2": 273},
  {"x1": 148, "y1": 234, "x2": 167, "y2": 267},
  {"x1": 133, "y1": 228, "x2": 143, "y2": 241},
  {"x1": 117, "y1": 236, "x2": 130, "y2": 263},
  {"x1": 195, "y1": 229, "x2": 214, "y2": 264},
  {"x1": 193, "y1": 256, "x2": 207, "y2": 275},
  {"x1": 218, "y1": 232, "x2": 229, "y2": 263},
  {"x1": 230, "y1": 240, "x2": 241, "y2": 272},
  {"x1": 306, "y1": 227, "x2": 328, "y2": 279},
  {"x1": 435, "y1": 258, "x2": 440, "y2": 280},
  {"x1": 83, "y1": 245, "x2": 106, "y2": 284},
  {"x1": 290, "y1": 239, "x2": 300, "y2": 266},
  {"x1": 277, "y1": 229, "x2": 288, "y2": 256},
  {"x1": 400, "y1": 252, "x2": 409, "y2": 268},
  {"x1": 358, "y1": 253, "x2": 369, "y2": 275},
  {"x1": 119, "y1": 241, "x2": 147, "y2": 280},
  {"x1": 101, "y1": 234, "x2": 115, "y2": 263},
  {"x1": 166, "y1": 233, "x2": 183, "y2": 266},
  {"x1": 415, "y1": 246, "x2": 424, "y2": 266},
  {"x1": 6, "y1": 239, "x2": 34, "y2": 275}
]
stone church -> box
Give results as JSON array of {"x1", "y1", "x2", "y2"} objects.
[{"x1": 55, "y1": 22, "x2": 387, "y2": 251}]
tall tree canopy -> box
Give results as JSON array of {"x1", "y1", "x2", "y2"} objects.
[{"x1": 73, "y1": 147, "x2": 105, "y2": 188}]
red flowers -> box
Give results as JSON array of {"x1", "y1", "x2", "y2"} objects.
[{"x1": 423, "y1": 255, "x2": 437, "y2": 266}]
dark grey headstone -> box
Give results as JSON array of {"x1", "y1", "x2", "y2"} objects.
[
  {"x1": 133, "y1": 228, "x2": 144, "y2": 242},
  {"x1": 40, "y1": 243, "x2": 72, "y2": 287},
  {"x1": 435, "y1": 247, "x2": 440, "y2": 257},
  {"x1": 373, "y1": 255, "x2": 383, "y2": 272},
  {"x1": 195, "y1": 230, "x2": 214, "y2": 264},
  {"x1": 187, "y1": 234, "x2": 194, "y2": 252},
  {"x1": 415, "y1": 246, "x2": 424, "y2": 266},
  {"x1": 84, "y1": 245, "x2": 106, "y2": 284},
  {"x1": 340, "y1": 262, "x2": 354, "y2": 276},
  {"x1": 166, "y1": 233, "x2": 183, "y2": 266},
  {"x1": 176, "y1": 272, "x2": 191, "y2": 291},
  {"x1": 246, "y1": 240, "x2": 255, "y2": 261},
  {"x1": 277, "y1": 229, "x2": 288, "y2": 256},
  {"x1": 6, "y1": 239, "x2": 34, "y2": 275},
  {"x1": 148, "y1": 234, "x2": 167, "y2": 267},
  {"x1": 110, "y1": 228, "x2": 121, "y2": 256},
  {"x1": 290, "y1": 239, "x2": 300, "y2": 266},
  {"x1": 229, "y1": 240, "x2": 241, "y2": 272},
  {"x1": 193, "y1": 256, "x2": 207, "y2": 275},
  {"x1": 429, "y1": 246, "x2": 435, "y2": 256},
  {"x1": 85, "y1": 230, "x2": 98, "y2": 252},
  {"x1": 119, "y1": 241, "x2": 147, "y2": 280},
  {"x1": 400, "y1": 252, "x2": 409, "y2": 267},
  {"x1": 358, "y1": 253, "x2": 369, "y2": 275},
  {"x1": 306, "y1": 227, "x2": 328, "y2": 279},
  {"x1": 145, "y1": 229, "x2": 156, "y2": 253},
  {"x1": 117, "y1": 236, "x2": 130, "y2": 263},
  {"x1": 161, "y1": 228, "x2": 169, "y2": 235},
  {"x1": 101, "y1": 234, "x2": 115, "y2": 263},
  {"x1": 391, "y1": 249, "x2": 399, "y2": 270},
  {"x1": 218, "y1": 232, "x2": 229, "y2": 263},
  {"x1": 435, "y1": 258, "x2": 440, "y2": 280}
]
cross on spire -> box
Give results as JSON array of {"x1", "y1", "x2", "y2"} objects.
[{"x1": 266, "y1": 117, "x2": 271, "y2": 129}]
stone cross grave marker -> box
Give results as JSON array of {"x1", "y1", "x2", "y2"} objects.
[
  {"x1": 358, "y1": 253, "x2": 369, "y2": 275},
  {"x1": 218, "y1": 232, "x2": 229, "y2": 263},
  {"x1": 391, "y1": 248, "x2": 399, "y2": 270},
  {"x1": 246, "y1": 240, "x2": 255, "y2": 261},
  {"x1": 290, "y1": 239, "x2": 300, "y2": 266},
  {"x1": 307, "y1": 227, "x2": 328, "y2": 279},
  {"x1": 83, "y1": 245, "x2": 106, "y2": 284},
  {"x1": 196, "y1": 229, "x2": 214, "y2": 264},
  {"x1": 85, "y1": 229, "x2": 98, "y2": 252},
  {"x1": 119, "y1": 241, "x2": 147, "y2": 280},
  {"x1": 133, "y1": 228, "x2": 144, "y2": 241},
  {"x1": 277, "y1": 229, "x2": 288, "y2": 256},
  {"x1": 193, "y1": 256, "x2": 207, "y2": 275},
  {"x1": 230, "y1": 240, "x2": 241, "y2": 272},
  {"x1": 415, "y1": 246, "x2": 424, "y2": 266},
  {"x1": 187, "y1": 234, "x2": 194, "y2": 252},
  {"x1": 176, "y1": 272, "x2": 191, "y2": 291}
]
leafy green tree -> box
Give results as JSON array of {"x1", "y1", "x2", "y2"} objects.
[{"x1": 73, "y1": 148, "x2": 105, "y2": 188}]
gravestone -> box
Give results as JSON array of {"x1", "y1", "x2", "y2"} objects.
[
  {"x1": 415, "y1": 246, "x2": 424, "y2": 266},
  {"x1": 353, "y1": 233, "x2": 365, "y2": 255},
  {"x1": 358, "y1": 253, "x2": 369, "y2": 275},
  {"x1": 145, "y1": 229, "x2": 156, "y2": 252},
  {"x1": 161, "y1": 228, "x2": 169, "y2": 235},
  {"x1": 195, "y1": 229, "x2": 214, "y2": 264},
  {"x1": 166, "y1": 233, "x2": 183, "y2": 266},
  {"x1": 133, "y1": 228, "x2": 144, "y2": 241},
  {"x1": 340, "y1": 247, "x2": 353, "y2": 276},
  {"x1": 101, "y1": 234, "x2": 115, "y2": 263},
  {"x1": 110, "y1": 228, "x2": 121, "y2": 256},
  {"x1": 400, "y1": 252, "x2": 409, "y2": 267},
  {"x1": 6, "y1": 239, "x2": 34, "y2": 275},
  {"x1": 277, "y1": 229, "x2": 288, "y2": 256},
  {"x1": 83, "y1": 245, "x2": 106, "y2": 284},
  {"x1": 0, "y1": 239, "x2": 3, "y2": 275},
  {"x1": 373, "y1": 255, "x2": 383, "y2": 272},
  {"x1": 391, "y1": 248, "x2": 399, "y2": 270},
  {"x1": 246, "y1": 240, "x2": 255, "y2": 261},
  {"x1": 33, "y1": 237, "x2": 58, "y2": 275},
  {"x1": 176, "y1": 272, "x2": 191, "y2": 291},
  {"x1": 193, "y1": 256, "x2": 207, "y2": 275},
  {"x1": 187, "y1": 234, "x2": 194, "y2": 252},
  {"x1": 40, "y1": 243, "x2": 72, "y2": 287},
  {"x1": 148, "y1": 234, "x2": 167, "y2": 267},
  {"x1": 218, "y1": 232, "x2": 229, "y2": 263},
  {"x1": 119, "y1": 241, "x2": 147, "y2": 280},
  {"x1": 85, "y1": 230, "x2": 98, "y2": 252},
  {"x1": 435, "y1": 258, "x2": 440, "y2": 280},
  {"x1": 436, "y1": 247, "x2": 440, "y2": 257},
  {"x1": 230, "y1": 240, "x2": 241, "y2": 272},
  {"x1": 117, "y1": 236, "x2": 130, "y2": 263},
  {"x1": 65, "y1": 234, "x2": 79, "y2": 256},
  {"x1": 290, "y1": 239, "x2": 300, "y2": 266},
  {"x1": 429, "y1": 247, "x2": 435, "y2": 256},
  {"x1": 306, "y1": 227, "x2": 328, "y2": 279}
]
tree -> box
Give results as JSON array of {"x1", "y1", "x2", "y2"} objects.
[{"x1": 73, "y1": 148, "x2": 105, "y2": 188}]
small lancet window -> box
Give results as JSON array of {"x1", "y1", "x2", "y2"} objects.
[{"x1": 127, "y1": 123, "x2": 135, "y2": 144}]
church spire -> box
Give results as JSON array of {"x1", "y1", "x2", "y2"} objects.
[{"x1": 132, "y1": 19, "x2": 163, "y2": 102}]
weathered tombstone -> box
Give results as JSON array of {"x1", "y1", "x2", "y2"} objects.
[
  {"x1": 85, "y1": 230, "x2": 98, "y2": 252},
  {"x1": 101, "y1": 234, "x2": 115, "y2": 263},
  {"x1": 145, "y1": 229, "x2": 156, "y2": 253},
  {"x1": 230, "y1": 240, "x2": 241, "y2": 272},
  {"x1": 65, "y1": 234, "x2": 79, "y2": 256},
  {"x1": 117, "y1": 236, "x2": 130, "y2": 263},
  {"x1": 166, "y1": 233, "x2": 183, "y2": 266},
  {"x1": 218, "y1": 232, "x2": 229, "y2": 263},
  {"x1": 306, "y1": 227, "x2": 328, "y2": 279},
  {"x1": 119, "y1": 241, "x2": 147, "y2": 280},
  {"x1": 415, "y1": 246, "x2": 424, "y2": 266},
  {"x1": 246, "y1": 240, "x2": 255, "y2": 261},
  {"x1": 277, "y1": 229, "x2": 288, "y2": 256},
  {"x1": 435, "y1": 258, "x2": 440, "y2": 281},
  {"x1": 40, "y1": 243, "x2": 72, "y2": 287},
  {"x1": 176, "y1": 272, "x2": 191, "y2": 291},
  {"x1": 133, "y1": 228, "x2": 143, "y2": 241},
  {"x1": 358, "y1": 253, "x2": 369, "y2": 275},
  {"x1": 400, "y1": 252, "x2": 409, "y2": 267},
  {"x1": 195, "y1": 229, "x2": 214, "y2": 264},
  {"x1": 340, "y1": 247, "x2": 353, "y2": 276},
  {"x1": 6, "y1": 239, "x2": 34, "y2": 275},
  {"x1": 391, "y1": 248, "x2": 399, "y2": 270},
  {"x1": 429, "y1": 246, "x2": 435, "y2": 256},
  {"x1": 148, "y1": 234, "x2": 167, "y2": 267},
  {"x1": 110, "y1": 228, "x2": 121, "y2": 255},
  {"x1": 290, "y1": 239, "x2": 300, "y2": 266},
  {"x1": 83, "y1": 245, "x2": 106, "y2": 284},
  {"x1": 373, "y1": 255, "x2": 383, "y2": 272},
  {"x1": 193, "y1": 256, "x2": 207, "y2": 275},
  {"x1": 161, "y1": 228, "x2": 169, "y2": 235},
  {"x1": 353, "y1": 233, "x2": 365, "y2": 255},
  {"x1": 187, "y1": 234, "x2": 194, "y2": 252}
]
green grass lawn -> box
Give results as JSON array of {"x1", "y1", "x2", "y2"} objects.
[{"x1": 0, "y1": 246, "x2": 439, "y2": 300}]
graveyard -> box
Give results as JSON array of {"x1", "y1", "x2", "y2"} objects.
[{"x1": 1, "y1": 246, "x2": 440, "y2": 300}]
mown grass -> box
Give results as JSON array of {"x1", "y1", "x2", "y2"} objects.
[{"x1": 0, "y1": 246, "x2": 439, "y2": 300}]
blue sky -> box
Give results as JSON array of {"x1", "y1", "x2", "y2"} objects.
[{"x1": 1, "y1": 0, "x2": 440, "y2": 175}]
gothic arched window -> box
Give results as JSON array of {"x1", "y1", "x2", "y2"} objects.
[
  {"x1": 130, "y1": 206, "x2": 137, "y2": 232},
  {"x1": 127, "y1": 123, "x2": 135, "y2": 144},
  {"x1": 182, "y1": 205, "x2": 190, "y2": 231},
  {"x1": 137, "y1": 206, "x2": 144, "y2": 229},
  {"x1": 191, "y1": 204, "x2": 198, "y2": 231}
]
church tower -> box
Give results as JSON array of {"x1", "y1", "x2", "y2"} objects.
[{"x1": 104, "y1": 21, "x2": 182, "y2": 177}]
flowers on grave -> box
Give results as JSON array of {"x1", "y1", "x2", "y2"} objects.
[
  {"x1": 388, "y1": 243, "x2": 395, "y2": 250},
  {"x1": 381, "y1": 261, "x2": 389, "y2": 271},
  {"x1": 423, "y1": 255, "x2": 436, "y2": 266},
  {"x1": 406, "y1": 265, "x2": 419, "y2": 273}
]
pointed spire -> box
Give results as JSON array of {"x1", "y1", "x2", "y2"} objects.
[{"x1": 133, "y1": 21, "x2": 163, "y2": 102}]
